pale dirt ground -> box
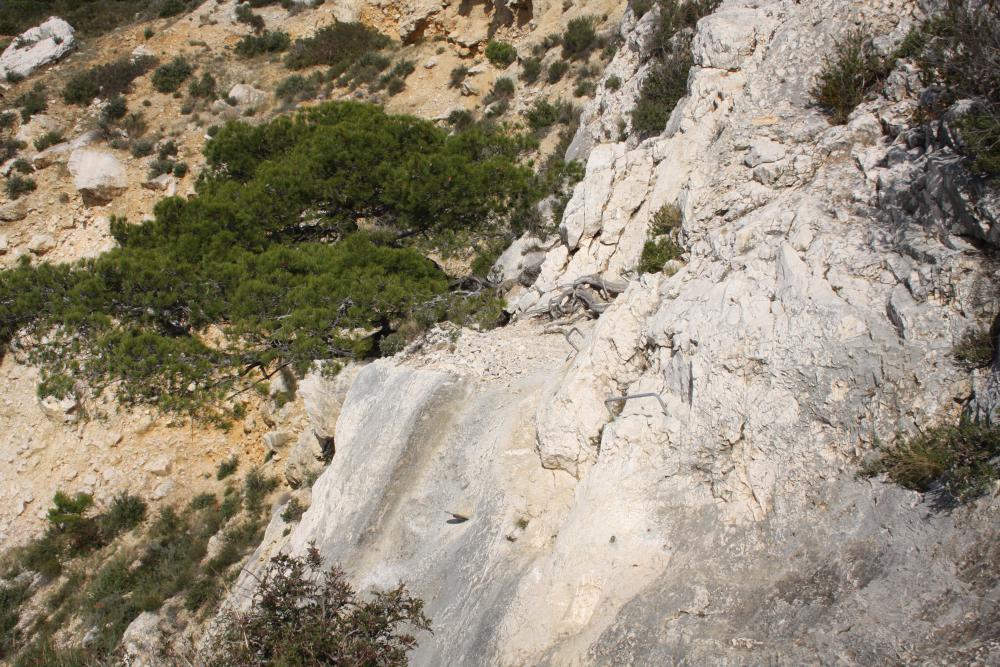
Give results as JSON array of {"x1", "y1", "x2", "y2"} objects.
[{"x1": 0, "y1": 0, "x2": 622, "y2": 546}]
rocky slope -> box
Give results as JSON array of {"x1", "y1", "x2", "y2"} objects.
[{"x1": 224, "y1": 0, "x2": 1000, "y2": 664}]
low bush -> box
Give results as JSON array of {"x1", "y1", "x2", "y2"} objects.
[
  {"x1": 285, "y1": 22, "x2": 390, "y2": 70},
  {"x1": 562, "y1": 16, "x2": 598, "y2": 60},
  {"x1": 217, "y1": 455, "x2": 239, "y2": 479},
  {"x1": 447, "y1": 108, "x2": 474, "y2": 130},
  {"x1": 864, "y1": 421, "x2": 1000, "y2": 503},
  {"x1": 130, "y1": 138, "x2": 155, "y2": 158},
  {"x1": 485, "y1": 76, "x2": 515, "y2": 104},
  {"x1": 0, "y1": 139, "x2": 24, "y2": 163},
  {"x1": 811, "y1": 28, "x2": 892, "y2": 125},
  {"x1": 547, "y1": 59, "x2": 569, "y2": 83},
  {"x1": 5, "y1": 174, "x2": 35, "y2": 199},
  {"x1": 638, "y1": 204, "x2": 683, "y2": 273},
  {"x1": 244, "y1": 468, "x2": 278, "y2": 515},
  {"x1": 485, "y1": 40, "x2": 517, "y2": 68},
  {"x1": 13, "y1": 84, "x2": 46, "y2": 121},
  {"x1": 0, "y1": 111, "x2": 15, "y2": 130},
  {"x1": 0, "y1": 579, "x2": 31, "y2": 659},
  {"x1": 204, "y1": 548, "x2": 430, "y2": 666},
  {"x1": 235, "y1": 30, "x2": 291, "y2": 58},
  {"x1": 234, "y1": 4, "x2": 265, "y2": 33},
  {"x1": 152, "y1": 58, "x2": 194, "y2": 94},
  {"x1": 33, "y1": 130, "x2": 63, "y2": 152},
  {"x1": 631, "y1": 0, "x2": 720, "y2": 138},
  {"x1": 574, "y1": 80, "x2": 596, "y2": 97},
  {"x1": 189, "y1": 72, "x2": 217, "y2": 99},
  {"x1": 520, "y1": 57, "x2": 542, "y2": 84},
  {"x1": 525, "y1": 98, "x2": 576, "y2": 131},
  {"x1": 449, "y1": 65, "x2": 469, "y2": 88},
  {"x1": 954, "y1": 326, "x2": 996, "y2": 369},
  {"x1": 63, "y1": 56, "x2": 157, "y2": 105},
  {"x1": 275, "y1": 72, "x2": 321, "y2": 100},
  {"x1": 605, "y1": 74, "x2": 622, "y2": 90},
  {"x1": 99, "y1": 492, "x2": 147, "y2": 539},
  {"x1": 11, "y1": 158, "x2": 32, "y2": 174},
  {"x1": 0, "y1": 1, "x2": 196, "y2": 37},
  {"x1": 338, "y1": 51, "x2": 391, "y2": 88},
  {"x1": 280, "y1": 497, "x2": 306, "y2": 522}
]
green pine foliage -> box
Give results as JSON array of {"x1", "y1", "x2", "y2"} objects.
[{"x1": 0, "y1": 102, "x2": 549, "y2": 418}]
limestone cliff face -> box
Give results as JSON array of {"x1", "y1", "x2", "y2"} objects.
[{"x1": 230, "y1": 0, "x2": 1000, "y2": 663}]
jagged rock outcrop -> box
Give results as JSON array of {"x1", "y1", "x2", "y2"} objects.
[
  {"x1": 223, "y1": 0, "x2": 1000, "y2": 663},
  {"x1": 0, "y1": 17, "x2": 75, "y2": 80}
]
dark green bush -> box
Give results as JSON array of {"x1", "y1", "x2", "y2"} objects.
[
  {"x1": 954, "y1": 326, "x2": 996, "y2": 369},
  {"x1": 547, "y1": 59, "x2": 569, "y2": 83},
  {"x1": 449, "y1": 65, "x2": 469, "y2": 88},
  {"x1": 906, "y1": 2, "x2": 1000, "y2": 179},
  {"x1": 574, "y1": 80, "x2": 596, "y2": 97},
  {"x1": 99, "y1": 492, "x2": 147, "y2": 539},
  {"x1": 217, "y1": 455, "x2": 239, "y2": 480},
  {"x1": 235, "y1": 30, "x2": 291, "y2": 57},
  {"x1": 204, "y1": 548, "x2": 430, "y2": 666},
  {"x1": 13, "y1": 84, "x2": 46, "y2": 121},
  {"x1": 285, "y1": 22, "x2": 389, "y2": 70},
  {"x1": 189, "y1": 72, "x2": 217, "y2": 99},
  {"x1": 0, "y1": 579, "x2": 31, "y2": 659},
  {"x1": 631, "y1": 0, "x2": 720, "y2": 137},
  {"x1": 864, "y1": 421, "x2": 1000, "y2": 503},
  {"x1": 234, "y1": 4, "x2": 265, "y2": 32},
  {"x1": 102, "y1": 95, "x2": 128, "y2": 124},
  {"x1": 130, "y1": 138, "x2": 155, "y2": 158},
  {"x1": 152, "y1": 57, "x2": 194, "y2": 94},
  {"x1": 280, "y1": 497, "x2": 306, "y2": 522},
  {"x1": 447, "y1": 108, "x2": 474, "y2": 130},
  {"x1": 562, "y1": 16, "x2": 598, "y2": 60},
  {"x1": 0, "y1": 1, "x2": 194, "y2": 37},
  {"x1": 159, "y1": 0, "x2": 190, "y2": 18},
  {"x1": 525, "y1": 98, "x2": 575, "y2": 131},
  {"x1": 244, "y1": 468, "x2": 278, "y2": 515},
  {"x1": 605, "y1": 74, "x2": 621, "y2": 90},
  {"x1": 63, "y1": 56, "x2": 157, "y2": 105},
  {"x1": 520, "y1": 57, "x2": 542, "y2": 84},
  {"x1": 0, "y1": 139, "x2": 24, "y2": 163},
  {"x1": 11, "y1": 158, "x2": 32, "y2": 174},
  {"x1": 485, "y1": 40, "x2": 517, "y2": 68},
  {"x1": 275, "y1": 73, "x2": 321, "y2": 100},
  {"x1": 338, "y1": 51, "x2": 391, "y2": 88},
  {"x1": 0, "y1": 111, "x2": 16, "y2": 130},
  {"x1": 33, "y1": 130, "x2": 63, "y2": 151},
  {"x1": 5, "y1": 174, "x2": 35, "y2": 199},
  {"x1": 811, "y1": 28, "x2": 892, "y2": 125},
  {"x1": 485, "y1": 76, "x2": 515, "y2": 104}
]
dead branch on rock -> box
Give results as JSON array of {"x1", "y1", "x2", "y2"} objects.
[{"x1": 545, "y1": 275, "x2": 628, "y2": 319}]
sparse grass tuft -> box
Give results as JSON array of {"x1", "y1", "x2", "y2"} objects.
[{"x1": 864, "y1": 421, "x2": 1000, "y2": 503}]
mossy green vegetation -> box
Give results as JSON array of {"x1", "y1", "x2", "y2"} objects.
[
  {"x1": 631, "y1": 0, "x2": 720, "y2": 138},
  {"x1": 0, "y1": 102, "x2": 556, "y2": 419},
  {"x1": 864, "y1": 421, "x2": 1000, "y2": 504}
]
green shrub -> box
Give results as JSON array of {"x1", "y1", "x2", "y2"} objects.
[
  {"x1": 63, "y1": 55, "x2": 157, "y2": 105},
  {"x1": 204, "y1": 548, "x2": 430, "y2": 666},
  {"x1": 811, "y1": 28, "x2": 892, "y2": 125},
  {"x1": 11, "y1": 158, "x2": 32, "y2": 174},
  {"x1": 525, "y1": 98, "x2": 575, "y2": 131},
  {"x1": 954, "y1": 326, "x2": 996, "y2": 369},
  {"x1": 638, "y1": 237, "x2": 683, "y2": 273},
  {"x1": 285, "y1": 22, "x2": 389, "y2": 70},
  {"x1": 234, "y1": 4, "x2": 265, "y2": 32},
  {"x1": 235, "y1": 30, "x2": 291, "y2": 57},
  {"x1": 0, "y1": 139, "x2": 24, "y2": 163},
  {"x1": 152, "y1": 57, "x2": 194, "y2": 93},
  {"x1": 173, "y1": 162, "x2": 189, "y2": 178},
  {"x1": 33, "y1": 130, "x2": 63, "y2": 151},
  {"x1": 280, "y1": 497, "x2": 306, "y2": 522},
  {"x1": 631, "y1": 0, "x2": 720, "y2": 137},
  {"x1": 864, "y1": 421, "x2": 1000, "y2": 503},
  {"x1": 0, "y1": 579, "x2": 31, "y2": 659},
  {"x1": 13, "y1": 84, "x2": 46, "y2": 121},
  {"x1": 338, "y1": 51, "x2": 390, "y2": 88},
  {"x1": 485, "y1": 76, "x2": 515, "y2": 104},
  {"x1": 447, "y1": 108, "x2": 474, "y2": 130},
  {"x1": 217, "y1": 455, "x2": 239, "y2": 480},
  {"x1": 547, "y1": 59, "x2": 569, "y2": 83},
  {"x1": 0, "y1": 111, "x2": 15, "y2": 130},
  {"x1": 562, "y1": 16, "x2": 598, "y2": 60},
  {"x1": 605, "y1": 74, "x2": 621, "y2": 90},
  {"x1": 520, "y1": 57, "x2": 542, "y2": 84},
  {"x1": 102, "y1": 95, "x2": 128, "y2": 124},
  {"x1": 99, "y1": 492, "x2": 147, "y2": 539},
  {"x1": 275, "y1": 73, "x2": 321, "y2": 100},
  {"x1": 5, "y1": 174, "x2": 35, "y2": 199},
  {"x1": 574, "y1": 80, "x2": 596, "y2": 97},
  {"x1": 485, "y1": 40, "x2": 517, "y2": 68},
  {"x1": 373, "y1": 59, "x2": 415, "y2": 93},
  {"x1": 244, "y1": 468, "x2": 278, "y2": 514},
  {"x1": 189, "y1": 72, "x2": 217, "y2": 99},
  {"x1": 159, "y1": 0, "x2": 190, "y2": 18},
  {"x1": 449, "y1": 65, "x2": 469, "y2": 88},
  {"x1": 130, "y1": 138, "x2": 155, "y2": 158}
]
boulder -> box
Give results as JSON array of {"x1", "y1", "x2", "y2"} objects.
[
  {"x1": 39, "y1": 394, "x2": 80, "y2": 423},
  {"x1": 34, "y1": 130, "x2": 100, "y2": 170},
  {"x1": 15, "y1": 113, "x2": 62, "y2": 145},
  {"x1": 283, "y1": 430, "x2": 328, "y2": 488},
  {"x1": 0, "y1": 200, "x2": 27, "y2": 222},
  {"x1": 0, "y1": 17, "x2": 75, "y2": 80},
  {"x1": 68, "y1": 149, "x2": 126, "y2": 204},
  {"x1": 26, "y1": 234, "x2": 54, "y2": 255},
  {"x1": 121, "y1": 612, "x2": 162, "y2": 667},
  {"x1": 227, "y1": 83, "x2": 267, "y2": 109},
  {"x1": 142, "y1": 173, "x2": 176, "y2": 193},
  {"x1": 144, "y1": 456, "x2": 172, "y2": 476}
]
